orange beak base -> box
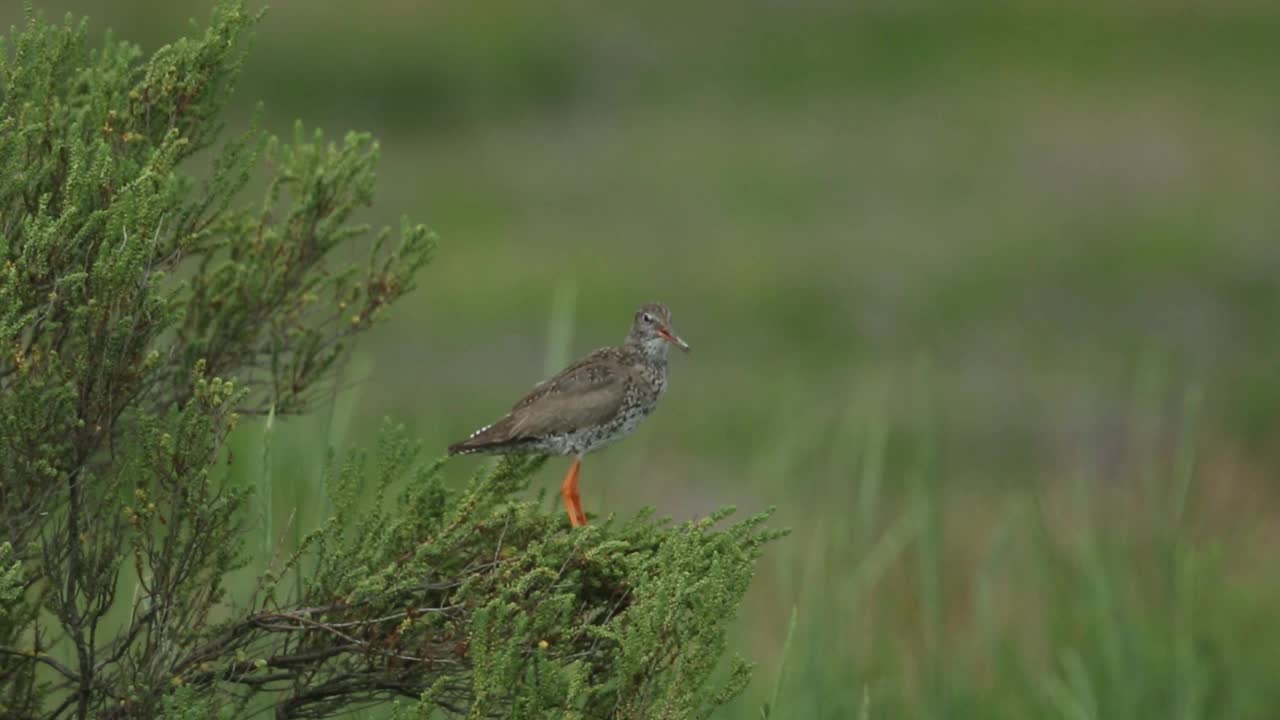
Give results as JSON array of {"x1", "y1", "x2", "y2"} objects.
[{"x1": 658, "y1": 326, "x2": 691, "y2": 352}]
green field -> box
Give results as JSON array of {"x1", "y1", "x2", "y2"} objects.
[{"x1": 10, "y1": 1, "x2": 1280, "y2": 716}]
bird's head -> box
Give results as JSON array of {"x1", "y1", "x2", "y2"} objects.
[{"x1": 627, "y1": 302, "x2": 690, "y2": 359}]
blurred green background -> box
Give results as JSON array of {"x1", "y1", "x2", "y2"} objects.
[{"x1": 10, "y1": 1, "x2": 1280, "y2": 717}]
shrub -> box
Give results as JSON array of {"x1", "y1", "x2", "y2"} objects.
[{"x1": 0, "y1": 3, "x2": 781, "y2": 717}]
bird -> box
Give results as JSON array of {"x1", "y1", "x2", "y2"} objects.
[{"x1": 448, "y1": 302, "x2": 690, "y2": 527}]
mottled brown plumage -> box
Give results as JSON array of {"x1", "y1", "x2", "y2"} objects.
[{"x1": 448, "y1": 302, "x2": 689, "y2": 526}]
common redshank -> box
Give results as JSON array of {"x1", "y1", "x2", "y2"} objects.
[{"x1": 448, "y1": 302, "x2": 690, "y2": 527}]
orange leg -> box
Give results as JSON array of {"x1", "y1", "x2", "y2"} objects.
[{"x1": 559, "y1": 457, "x2": 588, "y2": 527}]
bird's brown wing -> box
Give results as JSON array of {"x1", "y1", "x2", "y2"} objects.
[
  {"x1": 506, "y1": 348, "x2": 629, "y2": 437},
  {"x1": 448, "y1": 348, "x2": 632, "y2": 455}
]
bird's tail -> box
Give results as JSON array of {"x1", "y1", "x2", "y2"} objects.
[
  {"x1": 447, "y1": 437, "x2": 500, "y2": 455},
  {"x1": 447, "y1": 416, "x2": 530, "y2": 456},
  {"x1": 447, "y1": 442, "x2": 477, "y2": 455}
]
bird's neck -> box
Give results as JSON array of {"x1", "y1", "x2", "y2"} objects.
[{"x1": 627, "y1": 337, "x2": 670, "y2": 365}]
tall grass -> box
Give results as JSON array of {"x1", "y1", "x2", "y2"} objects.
[{"x1": 712, "y1": 371, "x2": 1280, "y2": 720}]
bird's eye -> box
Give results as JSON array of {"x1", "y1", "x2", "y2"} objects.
[{"x1": 642, "y1": 313, "x2": 653, "y2": 324}]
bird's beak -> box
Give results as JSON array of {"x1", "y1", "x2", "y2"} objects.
[{"x1": 658, "y1": 326, "x2": 691, "y2": 353}]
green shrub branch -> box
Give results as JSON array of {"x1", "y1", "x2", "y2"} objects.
[{"x1": 0, "y1": 3, "x2": 782, "y2": 718}]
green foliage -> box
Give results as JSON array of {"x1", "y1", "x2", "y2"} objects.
[
  {"x1": 173, "y1": 424, "x2": 782, "y2": 718},
  {"x1": 0, "y1": 3, "x2": 781, "y2": 718},
  {"x1": 0, "y1": 1, "x2": 436, "y2": 716}
]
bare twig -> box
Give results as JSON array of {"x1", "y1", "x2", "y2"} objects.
[{"x1": 0, "y1": 645, "x2": 80, "y2": 683}]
